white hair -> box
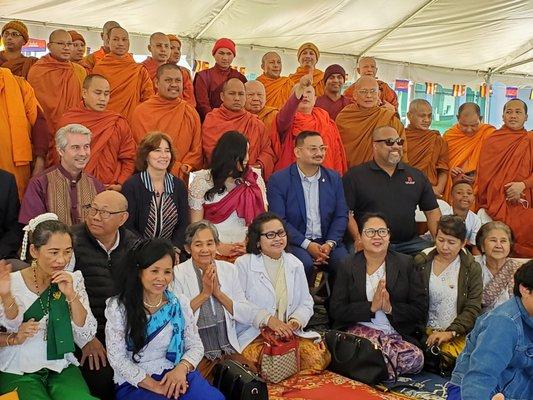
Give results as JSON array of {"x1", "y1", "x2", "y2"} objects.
[{"x1": 55, "y1": 123, "x2": 92, "y2": 150}]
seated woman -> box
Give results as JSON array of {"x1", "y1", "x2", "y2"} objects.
[
  {"x1": 414, "y1": 215, "x2": 483, "y2": 360},
  {"x1": 105, "y1": 238, "x2": 223, "y2": 400},
  {"x1": 330, "y1": 212, "x2": 427, "y2": 378},
  {"x1": 173, "y1": 220, "x2": 258, "y2": 380},
  {"x1": 447, "y1": 261, "x2": 533, "y2": 400},
  {"x1": 475, "y1": 221, "x2": 521, "y2": 312},
  {"x1": 0, "y1": 219, "x2": 97, "y2": 399},
  {"x1": 122, "y1": 132, "x2": 189, "y2": 258},
  {"x1": 188, "y1": 131, "x2": 267, "y2": 260},
  {"x1": 235, "y1": 212, "x2": 330, "y2": 372}
]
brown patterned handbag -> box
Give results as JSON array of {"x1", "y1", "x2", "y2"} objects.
[{"x1": 259, "y1": 327, "x2": 300, "y2": 383}]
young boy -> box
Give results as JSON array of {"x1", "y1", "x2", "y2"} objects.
[{"x1": 449, "y1": 181, "x2": 481, "y2": 253}]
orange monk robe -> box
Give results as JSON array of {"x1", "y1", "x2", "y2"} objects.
[
  {"x1": 477, "y1": 127, "x2": 533, "y2": 258},
  {"x1": 131, "y1": 95, "x2": 202, "y2": 180},
  {"x1": 141, "y1": 57, "x2": 161, "y2": 93},
  {"x1": 271, "y1": 101, "x2": 347, "y2": 175},
  {"x1": 0, "y1": 51, "x2": 38, "y2": 79},
  {"x1": 344, "y1": 80, "x2": 399, "y2": 110},
  {"x1": 256, "y1": 74, "x2": 294, "y2": 109},
  {"x1": 202, "y1": 106, "x2": 276, "y2": 178},
  {"x1": 0, "y1": 69, "x2": 37, "y2": 197},
  {"x1": 257, "y1": 106, "x2": 279, "y2": 133},
  {"x1": 27, "y1": 54, "x2": 85, "y2": 163},
  {"x1": 443, "y1": 123, "x2": 495, "y2": 201},
  {"x1": 288, "y1": 67, "x2": 325, "y2": 97},
  {"x1": 81, "y1": 46, "x2": 107, "y2": 72},
  {"x1": 405, "y1": 127, "x2": 449, "y2": 186},
  {"x1": 178, "y1": 66, "x2": 196, "y2": 107},
  {"x1": 93, "y1": 53, "x2": 154, "y2": 124},
  {"x1": 335, "y1": 104, "x2": 407, "y2": 168},
  {"x1": 58, "y1": 104, "x2": 136, "y2": 185}
]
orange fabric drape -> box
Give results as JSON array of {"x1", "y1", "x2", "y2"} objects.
[
  {"x1": 256, "y1": 74, "x2": 294, "y2": 109},
  {"x1": 202, "y1": 106, "x2": 276, "y2": 178},
  {"x1": 344, "y1": 79, "x2": 398, "y2": 110},
  {"x1": 179, "y1": 66, "x2": 196, "y2": 107},
  {"x1": 405, "y1": 127, "x2": 449, "y2": 186},
  {"x1": 59, "y1": 104, "x2": 136, "y2": 185},
  {"x1": 476, "y1": 127, "x2": 533, "y2": 258},
  {"x1": 131, "y1": 95, "x2": 202, "y2": 180},
  {"x1": 288, "y1": 67, "x2": 325, "y2": 97},
  {"x1": 141, "y1": 57, "x2": 160, "y2": 92},
  {"x1": 92, "y1": 53, "x2": 154, "y2": 124},
  {"x1": 443, "y1": 123, "x2": 495, "y2": 201},
  {"x1": 257, "y1": 106, "x2": 279, "y2": 132},
  {"x1": 335, "y1": 104, "x2": 407, "y2": 168},
  {"x1": 0, "y1": 51, "x2": 37, "y2": 79},
  {"x1": 272, "y1": 107, "x2": 347, "y2": 175},
  {"x1": 81, "y1": 46, "x2": 107, "y2": 72}
]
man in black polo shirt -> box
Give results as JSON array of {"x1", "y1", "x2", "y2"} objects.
[{"x1": 343, "y1": 125, "x2": 441, "y2": 255}]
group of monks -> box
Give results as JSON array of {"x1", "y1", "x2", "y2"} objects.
[{"x1": 0, "y1": 19, "x2": 531, "y2": 257}]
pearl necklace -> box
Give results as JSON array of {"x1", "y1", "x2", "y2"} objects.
[{"x1": 143, "y1": 296, "x2": 163, "y2": 308}]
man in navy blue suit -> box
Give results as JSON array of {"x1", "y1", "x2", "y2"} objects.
[{"x1": 267, "y1": 131, "x2": 348, "y2": 279}]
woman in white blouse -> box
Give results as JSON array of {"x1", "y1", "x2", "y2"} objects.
[
  {"x1": 234, "y1": 212, "x2": 330, "y2": 372},
  {"x1": 414, "y1": 215, "x2": 483, "y2": 360},
  {"x1": 475, "y1": 221, "x2": 521, "y2": 312},
  {"x1": 188, "y1": 131, "x2": 267, "y2": 260},
  {"x1": 0, "y1": 219, "x2": 97, "y2": 399},
  {"x1": 105, "y1": 238, "x2": 223, "y2": 400}
]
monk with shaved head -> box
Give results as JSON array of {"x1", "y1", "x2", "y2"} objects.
[
  {"x1": 58, "y1": 74, "x2": 136, "y2": 189},
  {"x1": 93, "y1": 27, "x2": 154, "y2": 123},
  {"x1": 257, "y1": 51, "x2": 294, "y2": 108},
  {"x1": 477, "y1": 99, "x2": 533, "y2": 257},
  {"x1": 141, "y1": 32, "x2": 170, "y2": 91},
  {"x1": 245, "y1": 80, "x2": 279, "y2": 133},
  {"x1": 406, "y1": 99, "x2": 449, "y2": 197},
  {"x1": 28, "y1": 29, "x2": 86, "y2": 164},
  {"x1": 336, "y1": 75, "x2": 406, "y2": 168},
  {"x1": 344, "y1": 56, "x2": 398, "y2": 110},
  {"x1": 167, "y1": 34, "x2": 196, "y2": 106},
  {"x1": 131, "y1": 63, "x2": 202, "y2": 180},
  {"x1": 202, "y1": 77, "x2": 276, "y2": 177},
  {"x1": 443, "y1": 102, "x2": 495, "y2": 201},
  {"x1": 288, "y1": 43, "x2": 325, "y2": 97},
  {"x1": 0, "y1": 20, "x2": 37, "y2": 78},
  {"x1": 81, "y1": 20, "x2": 120, "y2": 71}
]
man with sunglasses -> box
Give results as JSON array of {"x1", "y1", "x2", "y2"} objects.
[
  {"x1": 343, "y1": 125, "x2": 441, "y2": 256},
  {"x1": 0, "y1": 20, "x2": 37, "y2": 78}
]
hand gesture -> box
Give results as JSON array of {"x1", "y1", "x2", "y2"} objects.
[
  {"x1": 201, "y1": 264, "x2": 215, "y2": 297},
  {"x1": 426, "y1": 331, "x2": 454, "y2": 347},
  {"x1": 307, "y1": 242, "x2": 329, "y2": 265},
  {"x1": 0, "y1": 260, "x2": 12, "y2": 297},
  {"x1": 370, "y1": 280, "x2": 384, "y2": 313},
  {"x1": 381, "y1": 285, "x2": 392, "y2": 314},
  {"x1": 267, "y1": 316, "x2": 294, "y2": 339},
  {"x1": 450, "y1": 167, "x2": 465, "y2": 178},
  {"x1": 14, "y1": 319, "x2": 39, "y2": 344},
  {"x1": 51, "y1": 270, "x2": 75, "y2": 300},
  {"x1": 504, "y1": 182, "x2": 525, "y2": 203},
  {"x1": 381, "y1": 100, "x2": 395, "y2": 111},
  {"x1": 432, "y1": 186, "x2": 443, "y2": 198},
  {"x1": 81, "y1": 337, "x2": 108, "y2": 371},
  {"x1": 160, "y1": 363, "x2": 189, "y2": 399}
]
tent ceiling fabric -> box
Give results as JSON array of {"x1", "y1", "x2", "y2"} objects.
[{"x1": 2, "y1": 0, "x2": 533, "y2": 75}]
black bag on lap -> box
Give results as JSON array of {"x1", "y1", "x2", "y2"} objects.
[
  {"x1": 213, "y1": 359, "x2": 269, "y2": 400},
  {"x1": 324, "y1": 330, "x2": 389, "y2": 384}
]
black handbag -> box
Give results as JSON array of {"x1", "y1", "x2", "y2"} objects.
[
  {"x1": 213, "y1": 359, "x2": 269, "y2": 400},
  {"x1": 324, "y1": 330, "x2": 389, "y2": 384},
  {"x1": 423, "y1": 344, "x2": 456, "y2": 377}
]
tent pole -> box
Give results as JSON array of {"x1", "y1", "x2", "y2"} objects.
[{"x1": 484, "y1": 70, "x2": 492, "y2": 124}]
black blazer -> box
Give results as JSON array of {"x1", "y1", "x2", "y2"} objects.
[
  {"x1": 121, "y1": 173, "x2": 189, "y2": 251},
  {"x1": 330, "y1": 250, "x2": 428, "y2": 343},
  {"x1": 0, "y1": 170, "x2": 23, "y2": 259}
]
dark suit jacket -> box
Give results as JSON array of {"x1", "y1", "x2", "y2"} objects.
[
  {"x1": 0, "y1": 170, "x2": 22, "y2": 259},
  {"x1": 267, "y1": 163, "x2": 348, "y2": 246},
  {"x1": 330, "y1": 250, "x2": 428, "y2": 343}
]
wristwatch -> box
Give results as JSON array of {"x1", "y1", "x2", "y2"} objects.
[
  {"x1": 450, "y1": 331, "x2": 458, "y2": 338},
  {"x1": 326, "y1": 240, "x2": 336, "y2": 249}
]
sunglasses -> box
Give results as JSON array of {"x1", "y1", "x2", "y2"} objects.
[{"x1": 374, "y1": 138, "x2": 405, "y2": 146}]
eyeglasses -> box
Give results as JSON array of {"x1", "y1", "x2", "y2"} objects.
[
  {"x1": 260, "y1": 229, "x2": 287, "y2": 239},
  {"x1": 1, "y1": 31, "x2": 23, "y2": 39},
  {"x1": 49, "y1": 41, "x2": 74, "y2": 47},
  {"x1": 83, "y1": 205, "x2": 126, "y2": 220},
  {"x1": 374, "y1": 138, "x2": 405, "y2": 146},
  {"x1": 357, "y1": 89, "x2": 378, "y2": 96},
  {"x1": 362, "y1": 228, "x2": 390, "y2": 238},
  {"x1": 298, "y1": 145, "x2": 328, "y2": 154}
]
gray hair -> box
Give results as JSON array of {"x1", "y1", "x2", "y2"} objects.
[
  {"x1": 184, "y1": 220, "x2": 220, "y2": 246},
  {"x1": 475, "y1": 221, "x2": 514, "y2": 254},
  {"x1": 55, "y1": 124, "x2": 92, "y2": 150}
]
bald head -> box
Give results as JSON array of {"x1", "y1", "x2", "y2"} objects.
[
  {"x1": 353, "y1": 76, "x2": 379, "y2": 108},
  {"x1": 503, "y1": 99, "x2": 528, "y2": 131},
  {"x1": 245, "y1": 80, "x2": 266, "y2": 113},
  {"x1": 148, "y1": 32, "x2": 170, "y2": 63},
  {"x1": 221, "y1": 78, "x2": 246, "y2": 111},
  {"x1": 47, "y1": 30, "x2": 73, "y2": 62},
  {"x1": 372, "y1": 125, "x2": 403, "y2": 167},
  {"x1": 107, "y1": 27, "x2": 129, "y2": 56},
  {"x1": 261, "y1": 51, "x2": 282, "y2": 78},
  {"x1": 82, "y1": 74, "x2": 110, "y2": 112},
  {"x1": 407, "y1": 99, "x2": 433, "y2": 131},
  {"x1": 357, "y1": 56, "x2": 377, "y2": 78},
  {"x1": 86, "y1": 190, "x2": 129, "y2": 239},
  {"x1": 457, "y1": 102, "x2": 482, "y2": 135}
]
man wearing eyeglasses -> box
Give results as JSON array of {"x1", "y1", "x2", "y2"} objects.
[
  {"x1": 27, "y1": 29, "x2": 86, "y2": 164},
  {"x1": 268, "y1": 131, "x2": 348, "y2": 279},
  {"x1": 70, "y1": 190, "x2": 137, "y2": 400},
  {"x1": 0, "y1": 20, "x2": 37, "y2": 78},
  {"x1": 343, "y1": 125, "x2": 441, "y2": 256},
  {"x1": 336, "y1": 75, "x2": 407, "y2": 169}
]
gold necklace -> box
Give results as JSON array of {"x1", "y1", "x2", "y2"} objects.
[{"x1": 143, "y1": 295, "x2": 163, "y2": 308}]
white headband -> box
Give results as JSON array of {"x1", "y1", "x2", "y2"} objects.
[{"x1": 20, "y1": 213, "x2": 59, "y2": 261}]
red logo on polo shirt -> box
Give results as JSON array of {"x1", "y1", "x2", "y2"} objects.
[{"x1": 405, "y1": 176, "x2": 415, "y2": 185}]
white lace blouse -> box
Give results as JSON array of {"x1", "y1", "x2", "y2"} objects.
[
  {"x1": 427, "y1": 256, "x2": 460, "y2": 330},
  {"x1": 0, "y1": 270, "x2": 97, "y2": 374},
  {"x1": 105, "y1": 294, "x2": 204, "y2": 387},
  {"x1": 188, "y1": 168, "x2": 267, "y2": 243}
]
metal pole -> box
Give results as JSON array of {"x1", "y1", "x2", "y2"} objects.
[{"x1": 484, "y1": 70, "x2": 492, "y2": 123}]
